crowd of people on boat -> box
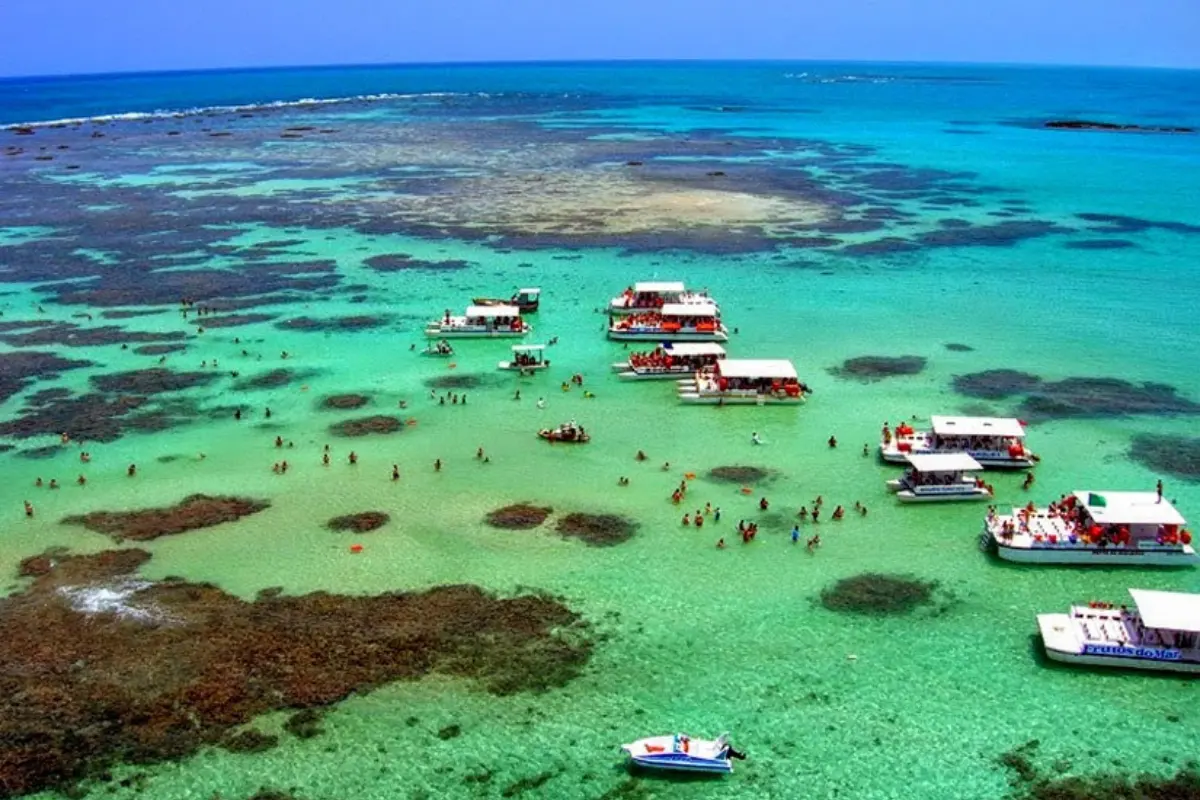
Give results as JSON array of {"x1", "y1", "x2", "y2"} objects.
[
  {"x1": 697, "y1": 373, "x2": 807, "y2": 397},
  {"x1": 627, "y1": 347, "x2": 695, "y2": 371},
  {"x1": 611, "y1": 311, "x2": 718, "y2": 332},
  {"x1": 988, "y1": 494, "x2": 1193, "y2": 548}
]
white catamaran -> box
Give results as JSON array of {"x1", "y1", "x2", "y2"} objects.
[
  {"x1": 880, "y1": 415, "x2": 1036, "y2": 469},
  {"x1": 611, "y1": 342, "x2": 726, "y2": 380}
]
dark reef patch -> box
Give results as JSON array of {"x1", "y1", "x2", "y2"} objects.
[
  {"x1": 0, "y1": 322, "x2": 186, "y2": 348},
  {"x1": 90, "y1": 367, "x2": 220, "y2": 395},
  {"x1": 830, "y1": 356, "x2": 927, "y2": 381},
  {"x1": 819, "y1": 573, "x2": 937, "y2": 616},
  {"x1": 485, "y1": 504, "x2": 553, "y2": 530},
  {"x1": 915, "y1": 220, "x2": 1065, "y2": 248},
  {"x1": 841, "y1": 237, "x2": 921, "y2": 257},
  {"x1": 222, "y1": 729, "x2": 279, "y2": 754},
  {"x1": 232, "y1": 368, "x2": 304, "y2": 391},
  {"x1": 423, "y1": 373, "x2": 498, "y2": 391},
  {"x1": 0, "y1": 547, "x2": 592, "y2": 798},
  {"x1": 327, "y1": 512, "x2": 390, "y2": 532},
  {"x1": 1129, "y1": 434, "x2": 1200, "y2": 482},
  {"x1": 321, "y1": 393, "x2": 370, "y2": 410},
  {"x1": 1019, "y1": 378, "x2": 1200, "y2": 420},
  {"x1": 328, "y1": 415, "x2": 404, "y2": 437},
  {"x1": 276, "y1": 315, "x2": 387, "y2": 332},
  {"x1": 0, "y1": 351, "x2": 94, "y2": 403},
  {"x1": 62, "y1": 494, "x2": 271, "y2": 542},
  {"x1": 198, "y1": 313, "x2": 276, "y2": 328},
  {"x1": 944, "y1": 343, "x2": 974, "y2": 352},
  {"x1": 132, "y1": 342, "x2": 188, "y2": 356},
  {"x1": 554, "y1": 513, "x2": 638, "y2": 547},
  {"x1": 996, "y1": 737, "x2": 1200, "y2": 800},
  {"x1": 1063, "y1": 238, "x2": 1137, "y2": 250},
  {"x1": 1044, "y1": 119, "x2": 1195, "y2": 134},
  {"x1": 363, "y1": 253, "x2": 472, "y2": 272},
  {"x1": 952, "y1": 369, "x2": 1043, "y2": 400},
  {"x1": 1076, "y1": 212, "x2": 1200, "y2": 236},
  {"x1": 0, "y1": 393, "x2": 149, "y2": 442},
  {"x1": 707, "y1": 466, "x2": 771, "y2": 484},
  {"x1": 101, "y1": 308, "x2": 167, "y2": 320}
]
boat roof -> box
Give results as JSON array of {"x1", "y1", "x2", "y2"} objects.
[
  {"x1": 1073, "y1": 491, "x2": 1187, "y2": 526},
  {"x1": 466, "y1": 305, "x2": 519, "y2": 317},
  {"x1": 663, "y1": 342, "x2": 726, "y2": 356},
  {"x1": 716, "y1": 359, "x2": 797, "y2": 380},
  {"x1": 511, "y1": 343, "x2": 545, "y2": 352},
  {"x1": 517, "y1": 288, "x2": 540, "y2": 295},
  {"x1": 904, "y1": 453, "x2": 982, "y2": 472},
  {"x1": 634, "y1": 281, "x2": 684, "y2": 293},
  {"x1": 1129, "y1": 589, "x2": 1200, "y2": 633},
  {"x1": 661, "y1": 303, "x2": 718, "y2": 317},
  {"x1": 930, "y1": 415, "x2": 1026, "y2": 438}
]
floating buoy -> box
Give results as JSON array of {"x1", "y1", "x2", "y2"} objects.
[
  {"x1": 301, "y1": 385, "x2": 309, "y2": 392},
  {"x1": 684, "y1": 472, "x2": 696, "y2": 480},
  {"x1": 740, "y1": 487, "x2": 753, "y2": 495},
  {"x1": 448, "y1": 362, "x2": 457, "y2": 369},
  {"x1": 406, "y1": 418, "x2": 418, "y2": 426},
  {"x1": 350, "y1": 544, "x2": 363, "y2": 553}
]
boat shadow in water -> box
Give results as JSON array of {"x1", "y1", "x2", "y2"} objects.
[{"x1": 619, "y1": 764, "x2": 733, "y2": 782}]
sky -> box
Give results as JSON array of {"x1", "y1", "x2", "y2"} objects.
[{"x1": 1, "y1": 0, "x2": 1197, "y2": 77}]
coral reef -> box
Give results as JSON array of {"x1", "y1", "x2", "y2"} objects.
[
  {"x1": 326, "y1": 512, "x2": 390, "y2": 532},
  {"x1": 1129, "y1": 434, "x2": 1200, "y2": 482},
  {"x1": 321, "y1": 393, "x2": 369, "y2": 410},
  {"x1": 819, "y1": 573, "x2": 937, "y2": 616},
  {"x1": 485, "y1": 504, "x2": 553, "y2": 530},
  {"x1": 830, "y1": 355, "x2": 927, "y2": 381},
  {"x1": 62, "y1": 494, "x2": 271, "y2": 542},
  {"x1": 328, "y1": 415, "x2": 404, "y2": 437},
  {"x1": 554, "y1": 513, "x2": 638, "y2": 547},
  {"x1": 0, "y1": 548, "x2": 592, "y2": 797},
  {"x1": 707, "y1": 465, "x2": 771, "y2": 483}
]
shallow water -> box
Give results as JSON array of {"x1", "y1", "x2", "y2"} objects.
[{"x1": 2, "y1": 62, "x2": 1200, "y2": 799}]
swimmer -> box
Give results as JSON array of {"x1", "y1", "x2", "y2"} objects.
[
  {"x1": 34, "y1": 477, "x2": 43, "y2": 487},
  {"x1": 807, "y1": 534, "x2": 821, "y2": 553},
  {"x1": 833, "y1": 505, "x2": 845, "y2": 520},
  {"x1": 265, "y1": 407, "x2": 272, "y2": 418},
  {"x1": 536, "y1": 397, "x2": 546, "y2": 410},
  {"x1": 348, "y1": 451, "x2": 358, "y2": 465},
  {"x1": 25, "y1": 499, "x2": 37, "y2": 517},
  {"x1": 828, "y1": 435, "x2": 837, "y2": 448},
  {"x1": 513, "y1": 390, "x2": 521, "y2": 400},
  {"x1": 584, "y1": 391, "x2": 595, "y2": 399},
  {"x1": 751, "y1": 431, "x2": 763, "y2": 445},
  {"x1": 77, "y1": 474, "x2": 86, "y2": 486},
  {"x1": 716, "y1": 538, "x2": 725, "y2": 549},
  {"x1": 862, "y1": 444, "x2": 869, "y2": 457},
  {"x1": 662, "y1": 461, "x2": 671, "y2": 471},
  {"x1": 127, "y1": 464, "x2": 136, "y2": 477},
  {"x1": 392, "y1": 464, "x2": 400, "y2": 481},
  {"x1": 322, "y1": 453, "x2": 330, "y2": 466},
  {"x1": 636, "y1": 450, "x2": 647, "y2": 461},
  {"x1": 48, "y1": 479, "x2": 58, "y2": 490},
  {"x1": 791, "y1": 525, "x2": 800, "y2": 544},
  {"x1": 798, "y1": 506, "x2": 808, "y2": 520},
  {"x1": 275, "y1": 436, "x2": 283, "y2": 448},
  {"x1": 434, "y1": 458, "x2": 442, "y2": 472},
  {"x1": 714, "y1": 507, "x2": 721, "y2": 522},
  {"x1": 477, "y1": 447, "x2": 484, "y2": 460},
  {"x1": 682, "y1": 514, "x2": 690, "y2": 526},
  {"x1": 759, "y1": 497, "x2": 769, "y2": 511}
]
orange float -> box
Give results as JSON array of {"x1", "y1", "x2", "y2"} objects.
[
  {"x1": 740, "y1": 487, "x2": 753, "y2": 495},
  {"x1": 684, "y1": 472, "x2": 696, "y2": 480},
  {"x1": 350, "y1": 544, "x2": 364, "y2": 553}
]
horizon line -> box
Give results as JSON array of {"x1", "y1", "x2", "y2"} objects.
[{"x1": 3, "y1": 55, "x2": 1198, "y2": 82}]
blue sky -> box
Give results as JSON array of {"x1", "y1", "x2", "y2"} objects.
[{"x1": 2, "y1": 0, "x2": 1197, "y2": 77}]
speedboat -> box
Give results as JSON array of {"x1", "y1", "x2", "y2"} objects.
[
  {"x1": 538, "y1": 421, "x2": 590, "y2": 443},
  {"x1": 621, "y1": 733, "x2": 744, "y2": 774},
  {"x1": 474, "y1": 287, "x2": 541, "y2": 313}
]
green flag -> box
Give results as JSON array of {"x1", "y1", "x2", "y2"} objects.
[{"x1": 1088, "y1": 493, "x2": 1107, "y2": 507}]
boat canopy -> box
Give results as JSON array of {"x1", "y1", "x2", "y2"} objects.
[
  {"x1": 905, "y1": 453, "x2": 982, "y2": 473},
  {"x1": 517, "y1": 288, "x2": 541, "y2": 296},
  {"x1": 511, "y1": 343, "x2": 545, "y2": 352},
  {"x1": 930, "y1": 415, "x2": 1026, "y2": 438},
  {"x1": 634, "y1": 281, "x2": 685, "y2": 294},
  {"x1": 466, "y1": 305, "x2": 519, "y2": 317},
  {"x1": 1073, "y1": 491, "x2": 1187, "y2": 527},
  {"x1": 661, "y1": 303, "x2": 718, "y2": 317},
  {"x1": 716, "y1": 359, "x2": 798, "y2": 380},
  {"x1": 662, "y1": 342, "x2": 726, "y2": 356},
  {"x1": 1129, "y1": 589, "x2": 1200, "y2": 633}
]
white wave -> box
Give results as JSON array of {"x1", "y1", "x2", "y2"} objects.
[
  {"x1": 57, "y1": 579, "x2": 181, "y2": 625},
  {"x1": 4, "y1": 91, "x2": 479, "y2": 130}
]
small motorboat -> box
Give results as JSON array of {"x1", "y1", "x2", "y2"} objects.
[
  {"x1": 538, "y1": 421, "x2": 590, "y2": 443},
  {"x1": 423, "y1": 340, "x2": 454, "y2": 357},
  {"x1": 473, "y1": 287, "x2": 541, "y2": 313},
  {"x1": 621, "y1": 733, "x2": 744, "y2": 774}
]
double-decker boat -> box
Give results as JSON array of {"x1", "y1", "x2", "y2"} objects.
[
  {"x1": 880, "y1": 415, "x2": 1036, "y2": 469},
  {"x1": 611, "y1": 342, "x2": 726, "y2": 380},
  {"x1": 621, "y1": 733, "x2": 744, "y2": 774},
  {"x1": 678, "y1": 359, "x2": 810, "y2": 405},
  {"x1": 473, "y1": 287, "x2": 541, "y2": 313},
  {"x1": 497, "y1": 344, "x2": 550, "y2": 372},
  {"x1": 607, "y1": 304, "x2": 727, "y2": 342},
  {"x1": 1038, "y1": 588, "x2": 1200, "y2": 674},
  {"x1": 887, "y1": 453, "x2": 992, "y2": 503},
  {"x1": 609, "y1": 282, "x2": 717, "y2": 316},
  {"x1": 983, "y1": 490, "x2": 1196, "y2": 566},
  {"x1": 424, "y1": 305, "x2": 531, "y2": 338}
]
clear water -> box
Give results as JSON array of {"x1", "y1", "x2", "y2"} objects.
[{"x1": 2, "y1": 61, "x2": 1200, "y2": 799}]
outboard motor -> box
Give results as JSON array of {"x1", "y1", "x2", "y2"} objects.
[{"x1": 726, "y1": 744, "x2": 747, "y2": 760}]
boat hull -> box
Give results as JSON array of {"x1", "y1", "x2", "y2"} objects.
[
  {"x1": 897, "y1": 489, "x2": 990, "y2": 503},
  {"x1": 498, "y1": 361, "x2": 549, "y2": 371},
  {"x1": 425, "y1": 326, "x2": 530, "y2": 339},
  {"x1": 880, "y1": 445, "x2": 1034, "y2": 469},
  {"x1": 989, "y1": 532, "x2": 1198, "y2": 566},
  {"x1": 1038, "y1": 614, "x2": 1200, "y2": 673},
  {"x1": 627, "y1": 755, "x2": 732, "y2": 774},
  {"x1": 679, "y1": 392, "x2": 804, "y2": 405},
  {"x1": 608, "y1": 329, "x2": 728, "y2": 342},
  {"x1": 538, "y1": 431, "x2": 590, "y2": 444}
]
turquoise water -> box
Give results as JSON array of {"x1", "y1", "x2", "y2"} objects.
[{"x1": 2, "y1": 62, "x2": 1200, "y2": 799}]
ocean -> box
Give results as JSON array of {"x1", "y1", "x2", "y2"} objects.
[{"x1": 2, "y1": 61, "x2": 1200, "y2": 800}]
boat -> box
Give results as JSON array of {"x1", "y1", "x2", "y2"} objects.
[
  {"x1": 422, "y1": 340, "x2": 454, "y2": 357},
  {"x1": 880, "y1": 415, "x2": 1036, "y2": 469},
  {"x1": 609, "y1": 282, "x2": 717, "y2": 316},
  {"x1": 498, "y1": 344, "x2": 550, "y2": 372},
  {"x1": 611, "y1": 342, "x2": 726, "y2": 380},
  {"x1": 678, "y1": 359, "x2": 810, "y2": 405},
  {"x1": 1037, "y1": 588, "x2": 1200, "y2": 673},
  {"x1": 473, "y1": 287, "x2": 541, "y2": 313},
  {"x1": 887, "y1": 453, "x2": 992, "y2": 503},
  {"x1": 607, "y1": 304, "x2": 727, "y2": 342},
  {"x1": 983, "y1": 490, "x2": 1197, "y2": 566},
  {"x1": 538, "y1": 420, "x2": 590, "y2": 443},
  {"x1": 621, "y1": 733, "x2": 743, "y2": 774},
  {"x1": 424, "y1": 305, "x2": 531, "y2": 338}
]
